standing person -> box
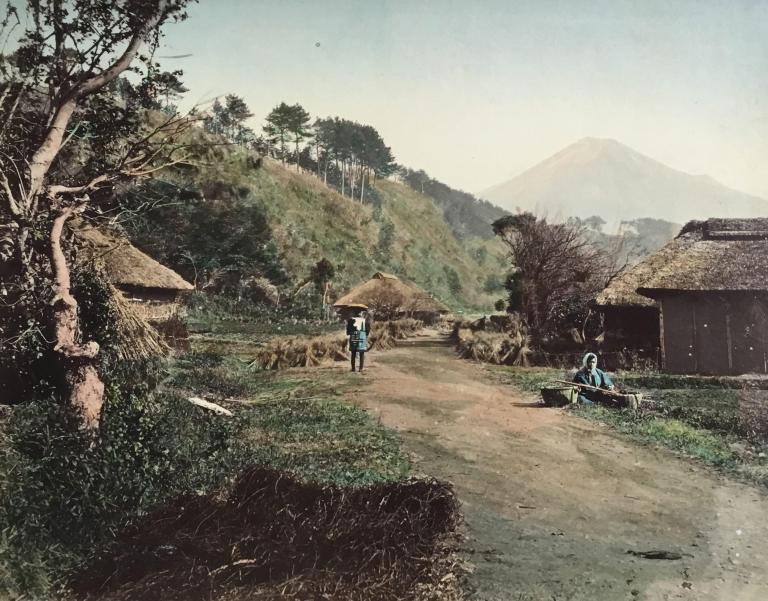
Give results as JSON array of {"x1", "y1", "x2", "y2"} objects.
[
  {"x1": 346, "y1": 308, "x2": 370, "y2": 372},
  {"x1": 572, "y1": 352, "x2": 614, "y2": 404}
]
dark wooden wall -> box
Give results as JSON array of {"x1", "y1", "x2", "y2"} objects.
[
  {"x1": 659, "y1": 293, "x2": 768, "y2": 375},
  {"x1": 602, "y1": 307, "x2": 659, "y2": 349}
]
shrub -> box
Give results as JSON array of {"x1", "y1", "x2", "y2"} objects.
[{"x1": 0, "y1": 388, "x2": 246, "y2": 597}]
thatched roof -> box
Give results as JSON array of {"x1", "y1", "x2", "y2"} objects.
[
  {"x1": 594, "y1": 237, "x2": 692, "y2": 308},
  {"x1": 110, "y1": 283, "x2": 170, "y2": 360},
  {"x1": 71, "y1": 222, "x2": 193, "y2": 293},
  {"x1": 333, "y1": 272, "x2": 450, "y2": 314},
  {"x1": 630, "y1": 218, "x2": 768, "y2": 298}
]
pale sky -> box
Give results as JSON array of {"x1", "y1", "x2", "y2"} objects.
[{"x1": 159, "y1": 0, "x2": 768, "y2": 199}]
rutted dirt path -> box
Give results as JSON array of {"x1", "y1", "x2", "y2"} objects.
[{"x1": 345, "y1": 330, "x2": 768, "y2": 601}]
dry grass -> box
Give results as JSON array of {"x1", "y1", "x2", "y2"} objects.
[
  {"x1": 110, "y1": 286, "x2": 170, "y2": 361},
  {"x1": 71, "y1": 467, "x2": 463, "y2": 601},
  {"x1": 250, "y1": 319, "x2": 424, "y2": 370},
  {"x1": 453, "y1": 315, "x2": 532, "y2": 366}
]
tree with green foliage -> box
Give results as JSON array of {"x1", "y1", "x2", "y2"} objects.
[
  {"x1": 377, "y1": 218, "x2": 396, "y2": 261},
  {"x1": 263, "y1": 102, "x2": 294, "y2": 164},
  {"x1": 150, "y1": 69, "x2": 188, "y2": 112},
  {"x1": 124, "y1": 179, "x2": 289, "y2": 294},
  {"x1": 483, "y1": 273, "x2": 503, "y2": 293},
  {"x1": 287, "y1": 103, "x2": 312, "y2": 172},
  {"x1": 0, "y1": 0, "x2": 193, "y2": 426},
  {"x1": 312, "y1": 116, "x2": 396, "y2": 201},
  {"x1": 444, "y1": 266, "x2": 462, "y2": 296},
  {"x1": 205, "y1": 94, "x2": 255, "y2": 146},
  {"x1": 310, "y1": 257, "x2": 335, "y2": 306}
]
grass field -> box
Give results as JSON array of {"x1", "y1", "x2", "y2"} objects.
[
  {"x1": 0, "y1": 330, "x2": 412, "y2": 598},
  {"x1": 495, "y1": 365, "x2": 768, "y2": 488},
  {"x1": 169, "y1": 345, "x2": 411, "y2": 487}
]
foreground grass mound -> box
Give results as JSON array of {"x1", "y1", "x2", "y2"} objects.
[
  {"x1": 72, "y1": 467, "x2": 462, "y2": 601},
  {"x1": 0, "y1": 343, "x2": 420, "y2": 598}
]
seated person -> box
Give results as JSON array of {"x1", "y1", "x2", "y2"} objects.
[{"x1": 572, "y1": 352, "x2": 614, "y2": 404}]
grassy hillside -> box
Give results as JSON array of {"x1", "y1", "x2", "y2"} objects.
[
  {"x1": 145, "y1": 144, "x2": 508, "y2": 311},
  {"x1": 259, "y1": 162, "x2": 508, "y2": 310}
]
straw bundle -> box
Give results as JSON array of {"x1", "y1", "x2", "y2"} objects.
[
  {"x1": 109, "y1": 284, "x2": 170, "y2": 362},
  {"x1": 454, "y1": 317, "x2": 531, "y2": 366},
  {"x1": 250, "y1": 334, "x2": 349, "y2": 370},
  {"x1": 250, "y1": 320, "x2": 425, "y2": 370},
  {"x1": 369, "y1": 318, "x2": 424, "y2": 351}
]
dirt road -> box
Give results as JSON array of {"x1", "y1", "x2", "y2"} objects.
[{"x1": 347, "y1": 331, "x2": 768, "y2": 601}]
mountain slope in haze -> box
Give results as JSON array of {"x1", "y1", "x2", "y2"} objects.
[{"x1": 481, "y1": 138, "x2": 768, "y2": 227}]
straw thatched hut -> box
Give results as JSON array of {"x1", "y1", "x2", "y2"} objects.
[
  {"x1": 593, "y1": 236, "x2": 700, "y2": 352},
  {"x1": 71, "y1": 222, "x2": 194, "y2": 323},
  {"x1": 634, "y1": 218, "x2": 768, "y2": 375},
  {"x1": 333, "y1": 272, "x2": 450, "y2": 323}
]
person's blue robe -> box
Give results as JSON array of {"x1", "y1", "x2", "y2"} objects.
[{"x1": 573, "y1": 367, "x2": 614, "y2": 404}]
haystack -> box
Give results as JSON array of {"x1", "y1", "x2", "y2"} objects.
[{"x1": 333, "y1": 272, "x2": 449, "y2": 323}]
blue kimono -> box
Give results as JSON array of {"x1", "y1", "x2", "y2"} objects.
[
  {"x1": 346, "y1": 316, "x2": 370, "y2": 372},
  {"x1": 346, "y1": 317, "x2": 369, "y2": 351},
  {"x1": 573, "y1": 367, "x2": 614, "y2": 404}
]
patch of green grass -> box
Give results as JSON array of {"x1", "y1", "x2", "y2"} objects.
[
  {"x1": 167, "y1": 350, "x2": 409, "y2": 487},
  {"x1": 240, "y1": 397, "x2": 410, "y2": 486},
  {"x1": 649, "y1": 388, "x2": 742, "y2": 434},
  {"x1": 577, "y1": 406, "x2": 738, "y2": 466},
  {"x1": 616, "y1": 373, "x2": 747, "y2": 390}
]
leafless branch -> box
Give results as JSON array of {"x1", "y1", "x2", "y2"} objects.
[
  {"x1": 0, "y1": 169, "x2": 20, "y2": 216},
  {"x1": 47, "y1": 174, "x2": 110, "y2": 198}
]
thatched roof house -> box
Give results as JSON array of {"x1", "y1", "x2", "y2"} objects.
[
  {"x1": 71, "y1": 222, "x2": 194, "y2": 322},
  {"x1": 593, "y1": 235, "x2": 699, "y2": 353},
  {"x1": 634, "y1": 218, "x2": 768, "y2": 374},
  {"x1": 333, "y1": 272, "x2": 450, "y2": 322}
]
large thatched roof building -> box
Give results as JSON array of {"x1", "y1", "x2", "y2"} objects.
[
  {"x1": 635, "y1": 218, "x2": 768, "y2": 375},
  {"x1": 333, "y1": 272, "x2": 450, "y2": 323},
  {"x1": 71, "y1": 222, "x2": 194, "y2": 322}
]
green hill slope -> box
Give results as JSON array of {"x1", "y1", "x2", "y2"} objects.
[
  {"x1": 127, "y1": 147, "x2": 508, "y2": 312},
  {"x1": 252, "y1": 160, "x2": 507, "y2": 310}
]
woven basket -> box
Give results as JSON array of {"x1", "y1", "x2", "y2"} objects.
[{"x1": 540, "y1": 386, "x2": 578, "y2": 407}]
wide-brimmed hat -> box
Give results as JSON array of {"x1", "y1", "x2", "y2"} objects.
[{"x1": 343, "y1": 303, "x2": 368, "y2": 309}]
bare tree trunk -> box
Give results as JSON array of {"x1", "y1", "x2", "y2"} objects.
[
  {"x1": 360, "y1": 166, "x2": 366, "y2": 203},
  {"x1": 341, "y1": 160, "x2": 345, "y2": 196},
  {"x1": 50, "y1": 206, "x2": 103, "y2": 427}
]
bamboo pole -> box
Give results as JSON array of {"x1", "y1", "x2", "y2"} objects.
[{"x1": 551, "y1": 379, "x2": 622, "y2": 397}]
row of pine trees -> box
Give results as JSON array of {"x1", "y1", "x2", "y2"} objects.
[{"x1": 202, "y1": 95, "x2": 396, "y2": 203}]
